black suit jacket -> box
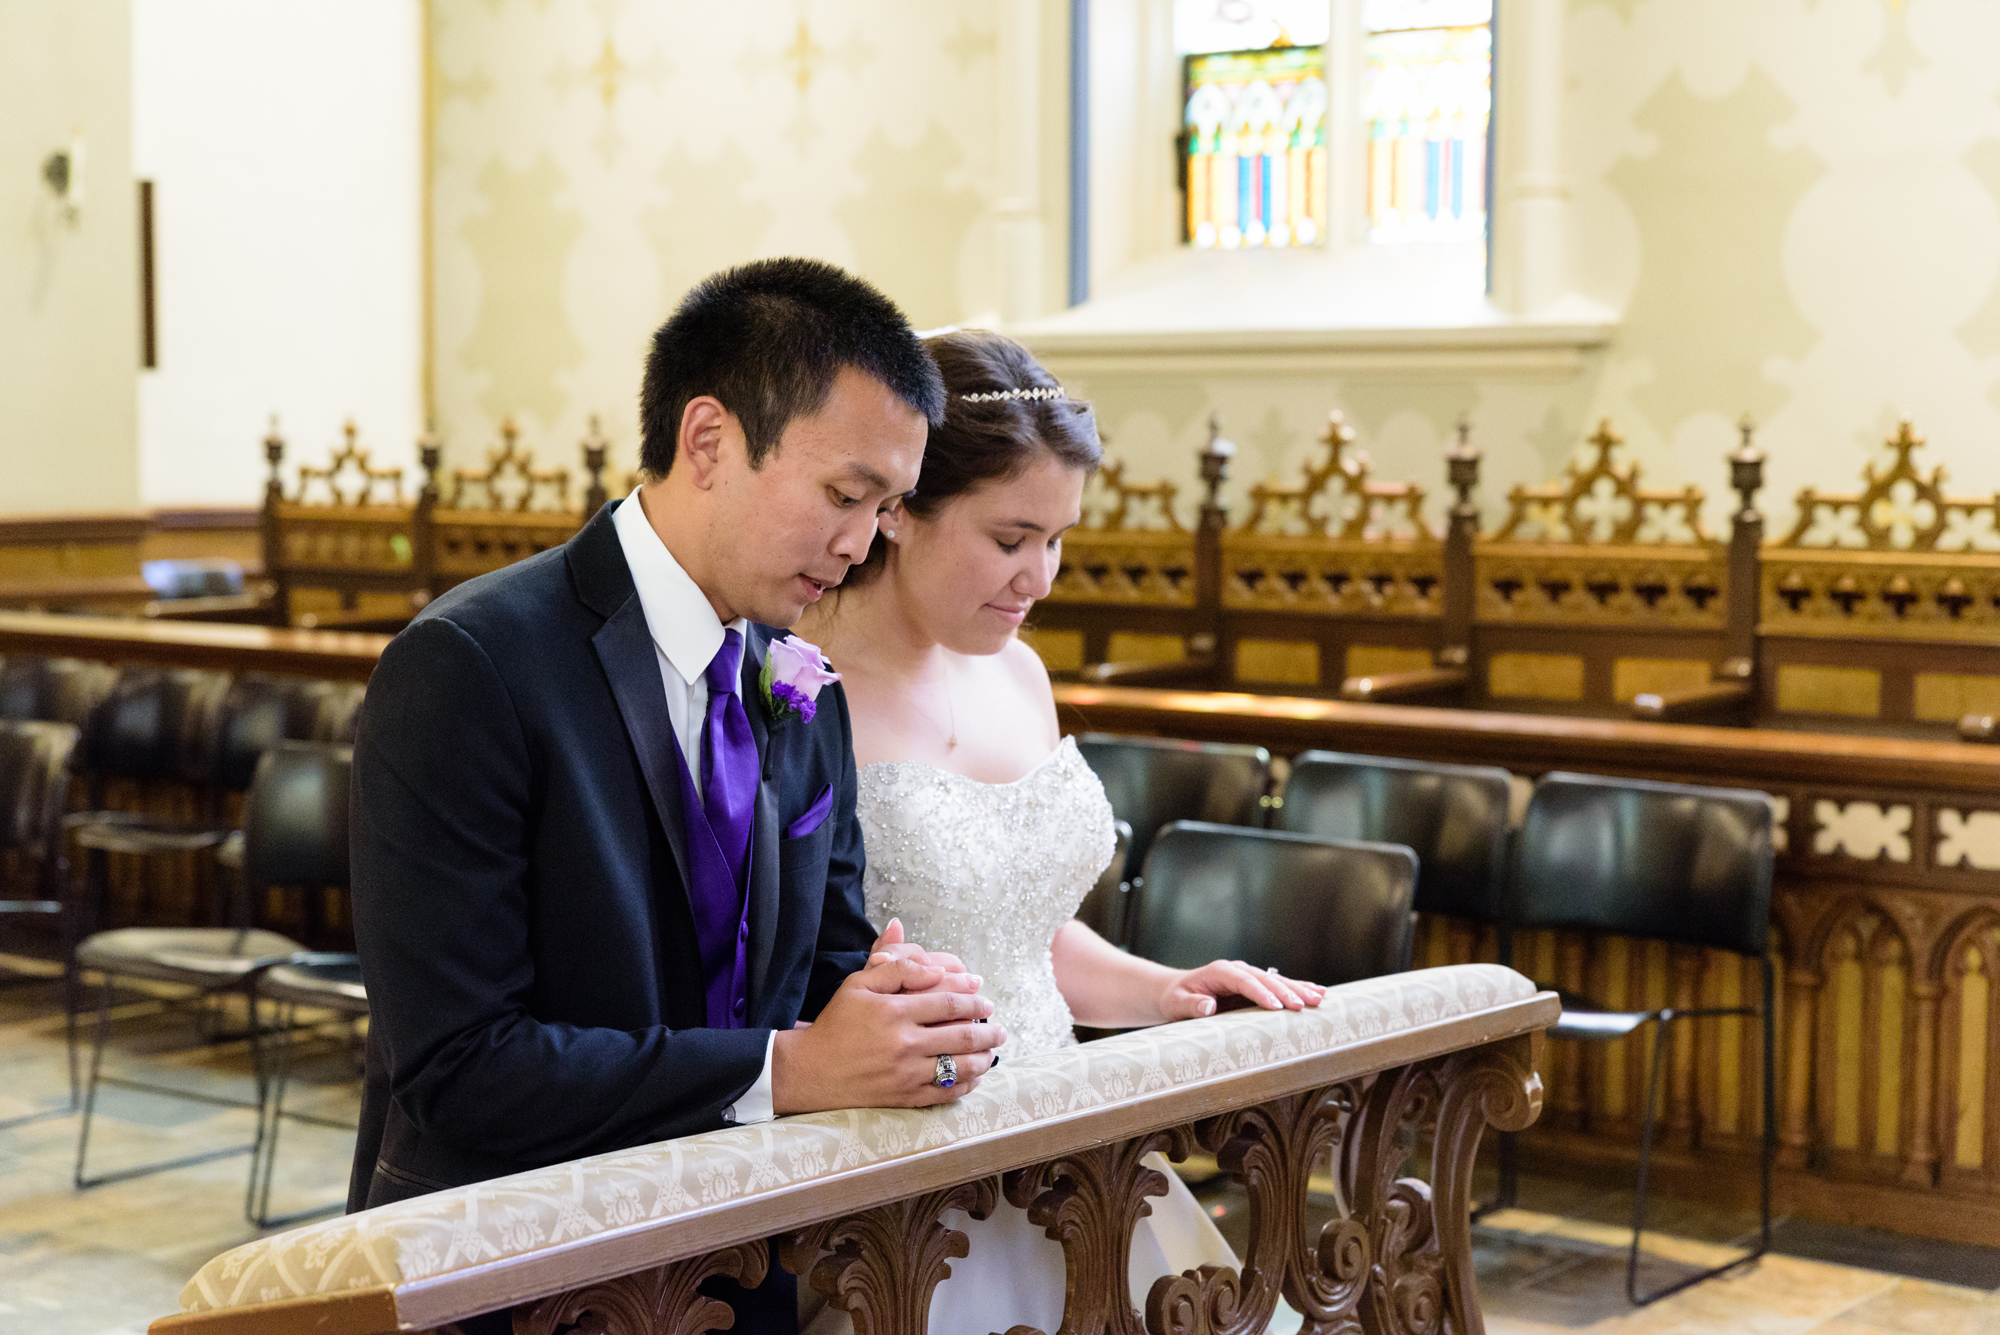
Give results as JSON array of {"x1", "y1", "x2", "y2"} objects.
[{"x1": 347, "y1": 500, "x2": 874, "y2": 1211}]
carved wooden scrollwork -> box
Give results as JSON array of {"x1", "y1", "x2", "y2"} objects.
[
  {"x1": 1491, "y1": 419, "x2": 1708, "y2": 544},
  {"x1": 1003, "y1": 1125, "x2": 1193, "y2": 1335},
  {"x1": 1777, "y1": 417, "x2": 2000, "y2": 553},
  {"x1": 1085, "y1": 457, "x2": 1186, "y2": 533},
  {"x1": 1238, "y1": 413, "x2": 1430, "y2": 543},
  {"x1": 449, "y1": 417, "x2": 574, "y2": 513},
  {"x1": 781, "y1": 1177, "x2": 1001, "y2": 1335},
  {"x1": 1424, "y1": 1040, "x2": 1544, "y2": 1335},
  {"x1": 509, "y1": 1239, "x2": 769, "y2": 1335},
  {"x1": 293, "y1": 420, "x2": 407, "y2": 507}
]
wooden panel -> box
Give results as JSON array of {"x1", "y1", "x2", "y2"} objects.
[
  {"x1": 1104, "y1": 632, "x2": 1185, "y2": 666},
  {"x1": 1776, "y1": 664, "x2": 1882, "y2": 717},
  {"x1": 1018, "y1": 628, "x2": 1084, "y2": 673},
  {"x1": 1345, "y1": 644, "x2": 1433, "y2": 679},
  {"x1": 1612, "y1": 657, "x2": 1711, "y2": 701},
  {"x1": 1233, "y1": 638, "x2": 1320, "y2": 686},
  {"x1": 1914, "y1": 672, "x2": 2000, "y2": 723},
  {"x1": 1488, "y1": 652, "x2": 1584, "y2": 701}
]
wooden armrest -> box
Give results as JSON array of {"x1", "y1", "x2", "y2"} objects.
[
  {"x1": 143, "y1": 592, "x2": 281, "y2": 625},
  {"x1": 1961, "y1": 714, "x2": 2000, "y2": 743},
  {"x1": 1084, "y1": 655, "x2": 1218, "y2": 688},
  {"x1": 1631, "y1": 681, "x2": 1755, "y2": 722},
  {"x1": 292, "y1": 609, "x2": 416, "y2": 633},
  {"x1": 1339, "y1": 666, "x2": 1469, "y2": 703}
]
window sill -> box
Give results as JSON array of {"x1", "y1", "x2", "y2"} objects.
[{"x1": 1008, "y1": 242, "x2": 1616, "y2": 377}]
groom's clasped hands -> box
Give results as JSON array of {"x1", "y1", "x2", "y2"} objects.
[{"x1": 769, "y1": 918, "x2": 1006, "y2": 1116}]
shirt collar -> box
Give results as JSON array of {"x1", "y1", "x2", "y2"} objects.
[{"x1": 611, "y1": 487, "x2": 749, "y2": 694}]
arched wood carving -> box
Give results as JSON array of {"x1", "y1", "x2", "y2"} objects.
[
  {"x1": 510, "y1": 1240, "x2": 769, "y2": 1335},
  {"x1": 1003, "y1": 1124, "x2": 1193, "y2": 1335},
  {"x1": 780, "y1": 1177, "x2": 1001, "y2": 1335}
]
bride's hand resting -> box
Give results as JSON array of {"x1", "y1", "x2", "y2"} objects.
[
  {"x1": 1159, "y1": 961, "x2": 1325, "y2": 1021},
  {"x1": 867, "y1": 918, "x2": 978, "y2": 995}
]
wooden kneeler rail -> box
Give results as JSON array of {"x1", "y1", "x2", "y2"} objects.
[{"x1": 152, "y1": 967, "x2": 1555, "y2": 1335}]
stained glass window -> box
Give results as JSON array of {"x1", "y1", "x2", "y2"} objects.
[
  {"x1": 1363, "y1": 0, "x2": 1492, "y2": 243},
  {"x1": 1183, "y1": 44, "x2": 1328, "y2": 250}
]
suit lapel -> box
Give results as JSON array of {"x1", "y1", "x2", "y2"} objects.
[
  {"x1": 593, "y1": 597, "x2": 694, "y2": 908},
  {"x1": 742, "y1": 626, "x2": 781, "y2": 1012}
]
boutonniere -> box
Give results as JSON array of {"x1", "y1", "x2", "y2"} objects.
[{"x1": 759, "y1": 634, "x2": 841, "y2": 725}]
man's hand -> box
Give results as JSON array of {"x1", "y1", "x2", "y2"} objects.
[{"x1": 771, "y1": 952, "x2": 1008, "y2": 1114}]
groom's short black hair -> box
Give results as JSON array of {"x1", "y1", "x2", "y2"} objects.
[{"x1": 639, "y1": 258, "x2": 945, "y2": 475}]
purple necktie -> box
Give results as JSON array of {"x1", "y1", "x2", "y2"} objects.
[
  {"x1": 702, "y1": 628, "x2": 757, "y2": 889},
  {"x1": 675, "y1": 627, "x2": 757, "y2": 1029}
]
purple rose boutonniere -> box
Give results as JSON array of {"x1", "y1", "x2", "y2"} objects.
[{"x1": 760, "y1": 634, "x2": 841, "y2": 725}]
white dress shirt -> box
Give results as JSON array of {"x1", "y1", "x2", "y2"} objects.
[{"x1": 612, "y1": 489, "x2": 776, "y2": 1125}]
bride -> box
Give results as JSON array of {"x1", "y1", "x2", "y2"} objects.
[{"x1": 796, "y1": 329, "x2": 1322, "y2": 1335}]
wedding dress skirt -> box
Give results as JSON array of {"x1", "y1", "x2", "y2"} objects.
[{"x1": 807, "y1": 737, "x2": 1240, "y2": 1335}]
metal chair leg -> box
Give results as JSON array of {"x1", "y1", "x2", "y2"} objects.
[{"x1": 73, "y1": 971, "x2": 115, "y2": 1187}]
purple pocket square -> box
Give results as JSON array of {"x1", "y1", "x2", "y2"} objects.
[{"x1": 785, "y1": 784, "x2": 834, "y2": 840}]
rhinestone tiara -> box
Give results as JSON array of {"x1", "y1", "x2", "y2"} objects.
[{"x1": 957, "y1": 385, "x2": 1068, "y2": 404}]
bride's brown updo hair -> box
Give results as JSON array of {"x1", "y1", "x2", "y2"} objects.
[{"x1": 847, "y1": 329, "x2": 1101, "y2": 582}]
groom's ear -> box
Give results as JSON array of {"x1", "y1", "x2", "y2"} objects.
[{"x1": 677, "y1": 396, "x2": 732, "y2": 488}]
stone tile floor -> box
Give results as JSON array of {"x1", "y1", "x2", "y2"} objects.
[{"x1": 2, "y1": 949, "x2": 1997, "y2": 1335}]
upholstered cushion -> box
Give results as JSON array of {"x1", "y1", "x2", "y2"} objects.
[
  {"x1": 179, "y1": 964, "x2": 1539, "y2": 1316},
  {"x1": 258, "y1": 958, "x2": 367, "y2": 1012},
  {"x1": 76, "y1": 927, "x2": 304, "y2": 984},
  {"x1": 66, "y1": 810, "x2": 231, "y2": 855}
]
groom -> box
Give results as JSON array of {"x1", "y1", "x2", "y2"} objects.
[{"x1": 347, "y1": 259, "x2": 1005, "y2": 1331}]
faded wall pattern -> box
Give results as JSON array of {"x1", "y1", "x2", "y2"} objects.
[
  {"x1": 429, "y1": 0, "x2": 1026, "y2": 478},
  {"x1": 1041, "y1": 0, "x2": 2000, "y2": 535}
]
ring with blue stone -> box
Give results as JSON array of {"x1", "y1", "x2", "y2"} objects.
[{"x1": 933, "y1": 1054, "x2": 958, "y2": 1089}]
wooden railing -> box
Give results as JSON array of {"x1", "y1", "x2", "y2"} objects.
[
  {"x1": 13, "y1": 611, "x2": 2000, "y2": 1242},
  {"x1": 154, "y1": 968, "x2": 1551, "y2": 1335},
  {"x1": 1033, "y1": 413, "x2": 2000, "y2": 739}
]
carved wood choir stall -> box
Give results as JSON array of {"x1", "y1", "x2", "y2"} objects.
[
  {"x1": 256, "y1": 416, "x2": 619, "y2": 631},
  {"x1": 1029, "y1": 413, "x2": 2000, "y2": 742},
  {"x1": 150, "y1": 969, "x2": 1552, "y2": 1335}
]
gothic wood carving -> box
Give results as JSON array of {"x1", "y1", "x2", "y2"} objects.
[
  {"x1": 781, "y1": 1176, "x2": 1001, "y2": 1335},
  {"x1": 1491, "y1": 419, "x2": 1709, "y2": 545},
  {"x1": 292, "y1": 420, "x2": 408, "y2": 507},
  {"x1": 510, "y1": 1240, "x2": 769, "y2": 1335},
  {"x1": 448, "y1": 417, "x2": 575, "y2": 513},
  {"x1": 1238, "y1": 412, "x2": 1431, "y2": 542}
]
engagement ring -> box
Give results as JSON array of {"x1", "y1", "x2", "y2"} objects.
[{"x1": 933, "y1": 1054, "x2": 958, "y2": 1089}]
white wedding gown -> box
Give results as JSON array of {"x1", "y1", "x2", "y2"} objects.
[{"x1": 810, "y1": 735, "x2": 1240, "y2": 1335}]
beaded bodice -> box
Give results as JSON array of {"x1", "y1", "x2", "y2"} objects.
[{"x1": 857, "y1": 736, "x2": 1116, "y2": 1060}]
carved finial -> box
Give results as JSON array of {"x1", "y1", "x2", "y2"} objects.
[
  {"x1": 1586, "y1": 417, "x2": 1623, "y2": 459},
  {"x1": 264, "y1": 415, "x2": 284, "y2": 472},
  {"x1": 501, "y1": 415, "x2": 520, "y2": 450},
  {"x1": 1199, "y1": 414, "x2": 1234, "y2": 529},
  {"x1": 418, "y1": 419, "x2": 443, "y2": 503},
  {"x1": 1730, "y1": 414, "x2": 1764, "y2": 523},
  {"x1": 1446, "y1": 416, "x2": 1480, "y2": 514},
  {"x1": 1319, "y1": 410, "x2": 1355, "y2": 454},
  {"x1": 343, "y1": 418, "x2": 358, "y2": 448},
  {"x1": 582, "y1": 415, "x2": 611, "y2": 520}
]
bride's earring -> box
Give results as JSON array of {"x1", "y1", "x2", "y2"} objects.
[{"x1": 882, "y1": 528, "x2": 897, "y2": 540}]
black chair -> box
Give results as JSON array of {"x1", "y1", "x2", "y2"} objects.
[
  {"x1": 1075, "y1": 734, "x2": 1272, "y2": 885},
  {"x1": 0, "y1": 656, "x2": 117, "y2": 729},
  {"x1": 1510, "y1": 772, "x2": 1776, "y2": 1305},
  {"x1": 1127, "y1": 821, "x2": 1416, "y2": 985},
  {"x1": 0, "y1": 720, "x2": 83, "y2": 1125},
  {"x1": 1074, "y1": 819, "x2": 1133, "y2": 945},
  {"x1": 310, "y1": 682, "x2": 366, "y2": 745},
  {"x1": 70, "y1": 738, "x2": 344, "y2": 1188},
  {"x1": 1278, "y1": 751, "x2": 1512, "y2": 925},
  {"x1": 235, "y1": 742, "x2": 357, "y2": 1226}
]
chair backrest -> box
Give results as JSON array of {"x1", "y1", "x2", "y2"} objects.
[
  {"x1": 0, "y1": 656, "x2": 117, "y2": 728},
  {"x1": 82, "y1": 665, "x2": 233, "y2": 786},
  {"x1": 1075, "y1": 733, "x2": 1271, "y2": 875},
  {"x1": 1073, "y1": 819, "x2": 1133, "y2": 944},
  {"x1": 312, "y1": 682, "x2": 367, "y2": 744},
  {"x1": 214, "y1": 675, "x2": 339, "y2": 792},
  {"x1": 243, "y1": 742, "x2": 353, "y2": 892},
  {"x1": 1280, "y1": 751, "x2": 1513, "y2": 923},
  {"x1": 1512, "y1": 772, "x2": 1775, "y2": 957},
  {"x1": 0, "y1": 719, "x2": 80, "y2": 864},
  {"x1": 1128, "y1": 821, "x2": 1416, "y2": 985}
]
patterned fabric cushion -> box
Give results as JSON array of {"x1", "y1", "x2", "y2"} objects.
[{"x1": 180, "y1": 964, "x2": 1538, "y2": 1315}]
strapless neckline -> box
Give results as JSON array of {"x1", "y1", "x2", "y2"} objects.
[{"x1": 859, "y1": 735, "x2": 1073, "y2": 790}]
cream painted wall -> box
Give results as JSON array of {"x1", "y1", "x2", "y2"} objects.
[
  {"x1": 0, "y1": 0, "x2": 138, "y2": 515},
  {"x1": 1034, "y1": 0, "x2": 2000, "y2": 541},
  {"x1": 132, "y1": 0, "x2": 424, "y2": 508},
  {"x1": 428, "y1": 0, "x2": 1070, "y2": 481}
]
